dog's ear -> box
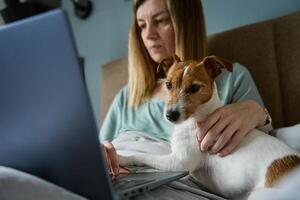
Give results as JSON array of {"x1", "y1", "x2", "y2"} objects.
[
  {"x1": 203, "y1": 55, "x2": 233, "y2": 79},
  {"x1": 157, "y1": 55, "x2": 181, "y2": 78}
]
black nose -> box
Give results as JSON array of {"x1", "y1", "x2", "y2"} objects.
[{"x1": 166, "y1": 110, "x2": 180, "y2": 122}]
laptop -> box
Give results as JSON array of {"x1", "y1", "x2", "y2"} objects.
[{"x1": 0, "y1": 9, "x2": 188, "y2": 200}]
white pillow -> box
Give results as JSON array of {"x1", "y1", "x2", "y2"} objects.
[
  {"x1": 272, "y1": 124, "x2": 300, "y2": 152},
  {"x1": 0, "y1": 166, "x2": 87, "y2": 200}
]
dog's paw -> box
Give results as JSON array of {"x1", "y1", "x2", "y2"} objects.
[{"x1": 118, "y1": 154, "x2": 145, "y2": 167}]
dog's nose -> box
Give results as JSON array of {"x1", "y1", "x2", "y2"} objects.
[{"x1": 166, "y1": 110, "x2": 180, "y2": 122}]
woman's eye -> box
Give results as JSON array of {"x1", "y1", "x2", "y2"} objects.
[
  {"x1": 187, "y1": 84, "x2": 200, "y2": 94},
  {"x1": 157, "y1": 19, "x2": 164, "y2": 24},
  {"x1": 166, "y1": 81, "x2": 172, "y2": 90},
  {"x1": 156, "y1": 18, "x2": 168, "y2": 26},
  {"x1": 138, "y1": 22, "x2": 146, "y2": 30}
]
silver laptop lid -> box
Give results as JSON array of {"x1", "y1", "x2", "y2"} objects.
[{"x1": 0, "y1": 9, "x2": 115, "y2": 200}]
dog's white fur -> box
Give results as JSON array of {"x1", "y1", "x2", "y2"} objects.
[{"x1": 119, "y1": 65, "x2": 299, "y2": 199}]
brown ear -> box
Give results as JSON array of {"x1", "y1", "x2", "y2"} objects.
[
  {"x1": 157, "y1": 55, "x2": 181, "y2": 77},
  {"x1": 203, "y1": 55, "x2": 233, "y2": 79}
]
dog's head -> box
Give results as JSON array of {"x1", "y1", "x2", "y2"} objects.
[{"x1": 157, "y1": 55, "x2": 232, "y2": 124}]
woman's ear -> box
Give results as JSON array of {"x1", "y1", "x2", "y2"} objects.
[
  {"x1": 203, "y1": 55, "x2": 233, "y2": 79},
  {"x1": 157, "y1": 55, "x2": 181, "y2": 77}
]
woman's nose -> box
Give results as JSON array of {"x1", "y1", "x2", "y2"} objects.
[{"x1": 145, "y1": 24, "x2": 158, "y2": 39}]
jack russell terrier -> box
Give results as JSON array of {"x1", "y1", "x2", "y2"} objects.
[{"x1": 118, "y1": 55, "x2": 300, "y2": 198}]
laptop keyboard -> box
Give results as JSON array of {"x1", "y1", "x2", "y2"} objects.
[{"x1": 113, "y1": 178, "x2": 155, "y2": 190}]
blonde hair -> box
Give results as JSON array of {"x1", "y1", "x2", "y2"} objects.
[{"x1": 128, "y1": 0, "x2": 207, "y2": 107}]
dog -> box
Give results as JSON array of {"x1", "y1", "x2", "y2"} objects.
[{"x1": 118, "y1": 55, "x2": 300, "y2": 198}]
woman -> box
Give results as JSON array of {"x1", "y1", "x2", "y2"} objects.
[{"x1": 101, "y1": 0, "x2": 271, "y2": 177}]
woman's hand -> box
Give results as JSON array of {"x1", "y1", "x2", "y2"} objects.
[
  {"x1": 101, "y1": 141, "x2": 129, "y2": 176},
  {"x1": 196, "y1": 100, "x2": 267, "y2": 157}
]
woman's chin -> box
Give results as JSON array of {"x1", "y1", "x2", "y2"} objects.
[{"x1": 151, "y1": 53, "x2": 170, "y2": 63}]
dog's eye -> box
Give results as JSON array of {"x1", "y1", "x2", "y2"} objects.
[
  {"x1": 187, "y1": 84, "x2": 200, "y2": 94},
  {"x1": 166, "y1": 81, "x2": 172, "y2": 90}
]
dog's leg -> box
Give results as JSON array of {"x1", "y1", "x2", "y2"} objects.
[{"x1": 118, "y1": 153, "x2": 188, "y2": 171}]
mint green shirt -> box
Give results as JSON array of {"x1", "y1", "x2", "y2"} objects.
[{"x1": 100, "y1": 63, "x2": 264, "y2": 142}]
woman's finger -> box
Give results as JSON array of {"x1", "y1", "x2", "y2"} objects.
[
  {"x1": 200, "y1": 115, "x2": 229, "y2": 152},
  {"x1": 101, "y1": 144, "x2": 111, "y2": 172},
  {"x1": 210, "y1": 123, "x2": 237, "y2": 154},
  {"x1": 197, "y1": 109, "x2": 221, "y2": 143},
  {"x1": 217, "y1": 129, "x2": 247, "y2": 157}
]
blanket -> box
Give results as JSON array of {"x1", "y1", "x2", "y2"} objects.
[
  {"x1": 0, "y1": 166, "x2": 86, "y2": 200},
  {"x1": 271, "y1": 124, "x2": 300, "y2": 152},
  {"x1": 113, "y1": 131, "x2": 227, "y2": 200},
  {"x1": 113, "y1": 126, "x2": 300, "y2": 200},
  {"x1": 1, "y1": 125, "x2": 299, "y2": 200}
]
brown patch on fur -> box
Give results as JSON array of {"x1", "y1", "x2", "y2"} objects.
[
  {"x1": 203, "y1": 56, "x2": 233, "y2": 79},
  {"x1": 265, "y1": 155, "x2": 300, "y2": 187}
]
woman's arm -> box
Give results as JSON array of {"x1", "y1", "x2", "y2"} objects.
[
  {"x1": 197, "y1": 63, "x2": 270, "y2": 157},
  {"x1": 197, "y1": 100, "x2": 267, "y2": 157},
  {"x1": 99, "y1": 87, "x2": 129, "y2": 175},
  {"x1": 99, "y1": 87, "x2": 128, "y2": 142}
]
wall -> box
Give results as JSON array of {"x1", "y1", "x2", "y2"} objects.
[
  {"x1": 62, "y1": 0, "x2": 300, "y2": 125},
  {"x1": 62, "y1": 0, "x2": 131, "y2": 126},
  {"x1": 203, "y1": 0, "x2": 300, "y2": 34},
  {"x1": 0, "y1": 0, "x2": 5, "y2": 25}
]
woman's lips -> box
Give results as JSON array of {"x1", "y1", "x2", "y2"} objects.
[{"x1": 149, "y1": 45, "x2": 163, "y2": 52}]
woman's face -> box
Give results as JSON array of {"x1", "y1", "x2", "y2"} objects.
[{"x1": 136, "y1": 0, "x2": 175, "y2": 63}]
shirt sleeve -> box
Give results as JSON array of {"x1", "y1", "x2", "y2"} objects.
[
  {"x1": 99, "y1": 88, "x2": 126, "y2": 142},
  {"x1": 230, "y1": 63, "x2": 265, "y2": 107},
  {"x1": 231, "y1": 63, "x2": 273, "y2": 132}
]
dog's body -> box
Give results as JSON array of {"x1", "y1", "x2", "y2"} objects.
[{"x1": 118, "y1": 56, "x2": 300, "y2": 198}]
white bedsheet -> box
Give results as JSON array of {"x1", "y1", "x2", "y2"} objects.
[
  {"x1": 0, "y1": 166, "x2": 87, "y2": 200},
  {"x1": 1, "y1": 124, "x2": 299, "y2": 200},
  {"x1": 113, "y1": 131, "x2": 227, "y2": 200}
]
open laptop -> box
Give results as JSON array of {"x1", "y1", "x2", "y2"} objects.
[{"x1": 0, "y1": 9, "x2": 188, "y2": 200}]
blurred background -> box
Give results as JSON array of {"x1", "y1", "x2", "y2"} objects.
[{"x1": 1, "y1": 0, "x2": 300, "y2": 125}]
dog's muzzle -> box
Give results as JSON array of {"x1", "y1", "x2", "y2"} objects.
[{"x1": 166, "y1": 110, "x2": 180, "y2": 122}]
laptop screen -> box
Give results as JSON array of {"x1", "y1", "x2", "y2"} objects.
[{"x1": 0, "y1": 9, "x2": 114, "y2": 200}]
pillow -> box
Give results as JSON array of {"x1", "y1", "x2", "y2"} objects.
[
  {"x1": 0, "y1": 166, "x2": 86, "y2": 200},
  {"x1": 271, "y1": 124, "x2": 300, "y2": 152}
]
